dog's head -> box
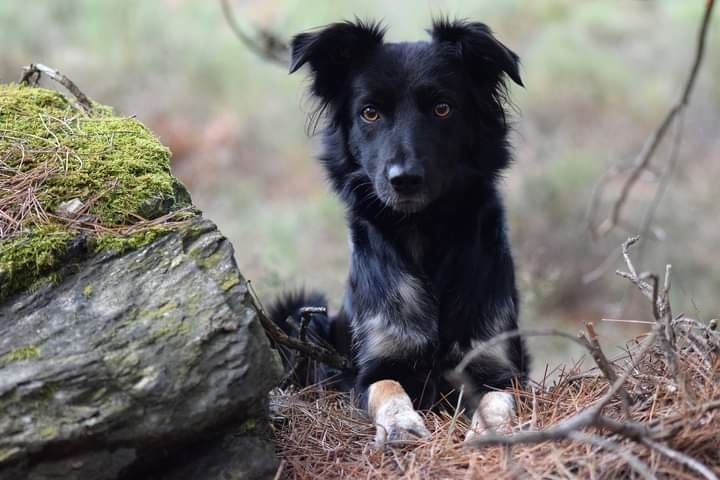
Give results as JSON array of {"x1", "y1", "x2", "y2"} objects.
[{"x1": 290, "y1": 19, "x2": 522, "y2": 214}]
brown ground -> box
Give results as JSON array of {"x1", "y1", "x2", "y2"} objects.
[{"x1": 271, "y1": 331, "x2": 720, "y2": 479}]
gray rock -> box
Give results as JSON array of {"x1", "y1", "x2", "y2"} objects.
[
  {"x1": 55, "y1": 198, "x2": 84, "y2": 218},
  {"x1": 0, "y1": 217, "x2": 282, "y2": 479}
]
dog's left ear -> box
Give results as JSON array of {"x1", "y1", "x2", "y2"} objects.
[{"x1": 430, "y1": 19, "x2": 523, "y2": 87}]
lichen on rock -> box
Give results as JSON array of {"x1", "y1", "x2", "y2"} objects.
[{"x1": 0, "y1": 83, "x2": 192, "y2": 301}]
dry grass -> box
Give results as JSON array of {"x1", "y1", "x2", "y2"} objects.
[
  {"x1": 270, "y1": 329, "x2": 720, "y2": 479},
  {"x1": 0, "y1": 159, "x2": 59, "y2": 238}
]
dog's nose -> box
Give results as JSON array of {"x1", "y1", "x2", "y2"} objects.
[{"x1": 388, "y1": 165, "x2": 424, "y2": 194}]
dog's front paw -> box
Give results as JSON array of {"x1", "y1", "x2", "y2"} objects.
[
  {"x1": 464, "y1": 391, "x2": 515, "y2": 444},
  {"x1": 374, "y1": 398, "x2": 430, "y2": 447}
]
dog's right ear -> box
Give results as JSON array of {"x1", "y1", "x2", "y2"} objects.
[{"x1": 289, "y1": 20, "x2": 385, "y2": 101}]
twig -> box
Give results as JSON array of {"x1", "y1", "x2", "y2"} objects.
[
  {"x1": 643, "y1": 438, "x2": 719, "y2": 480},
  {"x1": 445, "y1": 386, "x2": 465, "y2": 446},
  {"x1": 618, "y1": 239, "x2": 686, "y2": 398},
  {"x1": 466, "y1": 326, "x2": 659, "y2": 448},
  {"x1": 466, "y1": 235, "x2": 718, "y2": 480},
  {"x1": 246, "y1": 280, "x2": 353, "y2": 371},
  {"x1": 219, "y1": 0, "x2": 288, "y2": 66},
  {"x1": 588, "y1": 0, "x2": 715, "y2": 238},
  {"x1": 455, "y1": 328, "x2": 594, "y2": 374},
  {"x1": 298, "y1": 306, "x2": 327, "y2": 343},
  {"x1": 567, "y1": 431, "x2": 655, "y2": 480},
  {"x1": 580, "y1": 322, "x2": 632, "y2": 417},
  {"x1": 635, "y1": 113, "x2": 686, "y2": 267},
  {"x1": 272, "y1": 459, "x2": 286, "y2": 480},
  {"x1": 19, "y1": 64, "x2": 94, "y2": 113}
]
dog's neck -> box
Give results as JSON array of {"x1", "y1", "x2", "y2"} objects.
[
  {"x1": 349, "y1": 178, "x2": 504, "y2": 274},
  {"x1": 355, "y1": 177, "x2": 499, "y2": 232}
]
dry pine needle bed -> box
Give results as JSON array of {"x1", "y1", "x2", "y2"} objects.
[{"x1": 271, "y1": 337, "x2": 720, "y2": 479}]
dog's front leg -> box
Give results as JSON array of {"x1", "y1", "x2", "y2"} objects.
[{"x1": 367, "y1": 379, "x2": 430, "y2": 446}]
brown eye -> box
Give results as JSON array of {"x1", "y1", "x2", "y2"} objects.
[
  {"x1": 361, "y1": 106, "x2": 380, "y2": 123},
  {"x1": 433, "y1": 102, "x2": 451, "y2": 118}
]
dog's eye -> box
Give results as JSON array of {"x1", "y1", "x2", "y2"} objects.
[
  {"x1": 361, "y1": 106, "x2": 380, "y2": 123},
  {"x1": 433, "y1": 103, "x2": 451, "y2": 118}
]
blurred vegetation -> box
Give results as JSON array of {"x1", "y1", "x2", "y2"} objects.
[{"x1": 1, "y1": 0, "x2": 718, "y2": 372}]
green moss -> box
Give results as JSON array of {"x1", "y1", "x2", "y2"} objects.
[
  {"x1": 146, "y1": 300, "x2": 178, "y2": 319},
  {"x1": 191, "y1": 250, "x2": 224, "y2": 270},
  {"x1": 0, "y1": 345, "x2": 40, "y2": 365},
  {"x1": 0, "y1": 447, "x2": 20, "y2": 463},
  {"x1": 91, "y1": 227, "x2": 169, "y2": 254},
  {"x1": 221, "y1": 275, "x2": 240, "y2": 291},
  {"x1": 0, "y1": 224, "x2": 73, "y2": 300},
  {"x1": 92, "y1": 387, "x2": 108, "y2": 401},
  {"x1": 153, "y1": 320, "x2": 191, "y2": 339},
  {"x1": 38, "y1": 383, "x2": 56, "y2": 402},
  {"x1": 39, "y1": 424, "x2": 58, "y2": 439},
  {"x1": 0, "y1": 83, "x2": 194, "y2": 302},
  {"x1": 238, "y1": 418, "x2": 257, "y2": 434},
  {"x1": 136, "y1": 300, "x2": 193, "y2": 339}
]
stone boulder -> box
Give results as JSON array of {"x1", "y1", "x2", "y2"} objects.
[{"x1": 0, "y1": 83, "x2": 281, "y2": 479}]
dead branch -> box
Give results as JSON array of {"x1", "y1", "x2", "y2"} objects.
[
  {"x1": 246, "y1": 280, "x2": 353, "y2": 371},
  {"x1": 455, "y1": 328, "x2": 593, "y2": 374},
  {"x1": 643, "y1": 438, "x2": 718, "y2": 480},
  {"x1": 580, "y1": 322, "x2": 632, "y2": 416},
  {"x1": 466, "y1": 327, "x2": 660, "y2": 448},
  {"x1": 299, "y1": 306, "x2": 326, "y2": 342},
  {"x1": 588, "y1": 0, "x2": 715, "y2": 239},
  {"x1": 19, "y1": 64, "x2": 93, "y2": 113},
  {"x1": 567, "y1": 431, "x2": 655, "y2": 480},
  {"x1": 219, "y1": 0, "x2": 288, "y2": 66},
  {"x1": 635, "y1": 113, "x2": 685, "y2": 266},
  {"x1": 617, "y1": 239, "x2": 686, "y2": 398},
  {"x1": 463, "y1": 236, "x2": 717, "y2": 478}
]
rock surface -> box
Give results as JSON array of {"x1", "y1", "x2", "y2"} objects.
[{"x1": 0, "y1": 217, "x2": 282, "y2": 479}]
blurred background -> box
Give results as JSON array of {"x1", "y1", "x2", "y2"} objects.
[{"x1": 2, "y1": 0, "x2": 717, "y2": 377}]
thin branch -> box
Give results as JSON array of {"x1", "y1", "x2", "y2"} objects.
[
  {"x1": 567, "y1": 431, "x2": 656, "y2": 480},
  {"x1": 20, "y1": 64, "x2": 94, "y2": 113},
  {"x1": 635, "y1": 112, "x2": 686, "y2": 266},
  {"x1": 580, "y1": 322, "x2": 632, "y2": 416},
  {"x1": 246, "y1": 280, "x2": 354, "y2": 371},
  {"x1": 219, "y1": 0, "x2": 288, "y2": 66},
  {"x1": 466, "y1": 326, "x2": 659, "y2": 449},
  {"x1": 466, "y1": 236, "x2": 719, "y2": 478},
  {"x1": 643, "y1": 438, "x2": 719, "y2": 480},
  {"x1": 588, "y1": 0, "x2": 715, "y2": 238},
  {"x1": 455, "y1": 329, "x2": 593, "y2": 374},
  {"x1": 299, "y1": 306, "x2": 326, "y2": 343}
]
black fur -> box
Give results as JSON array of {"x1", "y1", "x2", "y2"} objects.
[{"x1": 271, "y1": 18, "x2": 529, "y2": 412}]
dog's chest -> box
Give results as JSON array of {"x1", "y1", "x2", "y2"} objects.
[{"x1": 402, "y1": 227, "x2": 425, "y2": 265}]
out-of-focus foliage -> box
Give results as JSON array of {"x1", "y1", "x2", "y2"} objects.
[{"x1": 1, "y1": 0, "x2": 718, "y2": 368}]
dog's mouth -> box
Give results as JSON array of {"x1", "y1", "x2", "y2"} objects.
[
  {"x1": 372, "y1": 176, "x2": 431, "y2": 214},
  {"x1": 393, "y1": 196, "x2": 428, "y2": 213},
  {"x1": 380, "y1": 192, "x2": 429, "y2": 214}
]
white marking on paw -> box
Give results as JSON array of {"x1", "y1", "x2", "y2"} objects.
[
  {"x1": 464, "y1": 391, "x2": 515, "y2": 443},
  {"x1": 374, "y1": 394, "x2": 430, "y2": 446}
]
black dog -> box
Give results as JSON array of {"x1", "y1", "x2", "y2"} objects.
[{"x1": 271, "y1": 18, "x2": 529, "y2": 445}]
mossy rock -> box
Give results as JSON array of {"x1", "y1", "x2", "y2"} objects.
[
  {"x1": 0, "y1": 82, "x2": 281, "y2": 479},
  {"x1": 0, "y1": 83, "x2": 193, "y2": 302}
]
